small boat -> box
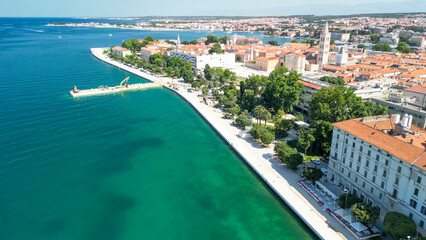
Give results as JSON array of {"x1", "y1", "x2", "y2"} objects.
[
  {"x1": 58, "y1": 35, "x2": 62, "y2": 39},
  {"x1": 109, "y1": 34, "x2": 112, "y2": 36}
]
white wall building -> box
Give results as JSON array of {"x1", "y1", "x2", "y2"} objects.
[
  {"x1": 112, "y1": 46, "x2": 132, "y2": 57},
  {"x1": 169, "y1": 51, "x2": 235, "y2": 70},
  {"x1": 328, "y1": 115, "x2": 426, "y2": 237}
]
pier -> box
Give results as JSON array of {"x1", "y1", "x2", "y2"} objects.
[{"x1": 69, "y1": 77, "x2": 164, "y2": 97}]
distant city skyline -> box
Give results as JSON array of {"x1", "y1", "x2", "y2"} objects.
[{"x1": 1, "y1": 0, "x2": 425, "y2": 17}]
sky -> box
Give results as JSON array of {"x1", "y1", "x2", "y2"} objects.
[{"x1": 0, "y1": 0, "x2": 425, "y2": 17}]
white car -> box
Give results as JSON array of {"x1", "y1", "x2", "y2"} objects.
[
  {"x1": 312, "y1": 159, "x2": 321, "y2": 165},
  {"x1": 321, "y1": 168, "x2": 328, "y2": 175}
]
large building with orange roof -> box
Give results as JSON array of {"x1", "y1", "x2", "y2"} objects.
[{"x1": 328, "y1": 115, "x2": 426, "y2": 236}]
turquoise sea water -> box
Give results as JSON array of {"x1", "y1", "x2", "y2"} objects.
[{"x1": 0, "y1": 18, "x2": 317, "y2": 240}]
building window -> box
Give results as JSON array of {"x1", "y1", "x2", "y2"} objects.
[
  {"x1": 372, "y1": 176, "x2": 376, "y2": 183},
  {"x1": 385, "y1": 159, "x2": 389, "y2": 166},
  {"x1": 414, "y1": 188, "x2": 419, "y2": 196},
  {"x1": 348, "y1": 172, "x2": 351, "y2": 178},
  {"x1": 362, "y1": 182, "x2": 366, "y2": 188},
  {"x1": 345, "y1": 139, "x2": 348, "y2": 144},
  {"x1": 335, "y1": 143, "x2": 338, "y2": 149},
  {"x1": 344, "y1": 148, "x2": 347, "y2": 154},
  {"x1": 356, "y1": 166, "x2": 360, "y2": 173},
  {"x1": 334, "y1": 152, "x2": 338, "y2": 159},
  {"x1": 409, "y1": 199, "x2": 417, "y2": 209},
  {"x1": 360, "y1": 146, "x2": 363, "y2": 152},
  {"x1": 367, "y1": 150, "x2": 371, "y2": 157},
  {"x1": 358, "y1": 156, "x2": 361, "y2": 163},
  {"x1": 349, "y1": 162, "x2": 353, "y2": 168},
  {"x1": 421, "y1": 206, "x2": 426, "y2": 216},
  {"x1": 341, "y1": 168, "x2": 345, "y2": 174},
  {"x1": 409, "y1": 212, "x2": 413, "y2": 219},
  {"x1": 392, "y1": 189, "x2": 398, "y2": 198},
  {"x1": 420, "y1": 220, "x2": 424, "y2": 229},
  {"x1": 365, "y1": 161, "x2": 369, "y2": 167},
  {"x1": 343, "y1": 158, "x2": 346, "y2": 164},
  {"x1": 364, "y1": 171, "x2": 368, "y2": 178},
  {"x1": 397, "y1": 166, "x2": 401, "y2": 173},
  {"x1": 417, "y1": 176, "x2": 422, "y2": 184},
  {"x1": 382, "y1": 170, "x2": 387, "y2": 178},
  {"x1": 370, "y1": 187, "x2": 374, "y2": 193},
  {"x1": 394, "y1": 177, "x2": 399, "y2": 185},
  {"x1": 379, "y1": 193, "x2": 383, "y2": 199},
  {"x1": 376, "y1": 155, "x2": 380, "y2": 161},
  {"x1": 355, "y1": 177, "x2": 358, "y2": 183},
  {"x1": 337, "y1": 134, "x2": 340, "y2": 139},
  {"x1": 381, "y1": 181, "x2": 385, "y2": 189},
  {"x1": 351, "y1": 152, "x2": 354, "y2": 158},
  {"x1": 373, "y1": 165, "x2": 378, "y2": 172},
  {"x1": 352, "y1": 142, "x2": 356, "y2": 148}
]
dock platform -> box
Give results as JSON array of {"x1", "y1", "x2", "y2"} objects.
[{"x1": 69, "y1": 82, "x2": 164, "y2": 97}]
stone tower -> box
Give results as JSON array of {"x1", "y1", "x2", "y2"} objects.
[
  {"x1": 317, "y1": 22, "x2": 331, "y2": 66},
  {"x1": 176, "y1": 34, "x2": 180, "y2": 49}
]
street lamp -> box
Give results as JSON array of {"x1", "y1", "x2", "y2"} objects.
[{"x1": 344, "y1": 188, "x2": 349, "y2": 208}]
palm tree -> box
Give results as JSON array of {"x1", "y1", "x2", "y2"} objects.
[{"x1": 252, "y1": 105, "x2": 269, "y2": 125}]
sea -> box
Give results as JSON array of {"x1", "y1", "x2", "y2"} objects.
[{"x1": 0, "y1": 18, "x2": 317, "y2": 240}]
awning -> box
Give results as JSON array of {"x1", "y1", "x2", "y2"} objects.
[
  {"x1": 316, "y1": 181, "x2": 338, "y2": 200},
  {"x1": 351, "y1": 222, "x2": 368, "y2": 232}
]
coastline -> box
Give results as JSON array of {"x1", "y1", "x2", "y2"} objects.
[{"x1": 90, "y1": 48, "x2": 351, "y2": 240}]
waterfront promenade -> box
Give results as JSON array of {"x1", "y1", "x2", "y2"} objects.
[{"x1": 91, "y1": 48, "x2": 354, "y2": 240}]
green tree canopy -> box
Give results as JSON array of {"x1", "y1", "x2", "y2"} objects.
[
  {"x1": 291, "y1": 39, "x2": 299, "y2": 43},
  {"x1": 262, "y1": 67, "x2": 304, "y2": 113},
  {"x1": 309, "y1": 85, "x2": 387, "y2": 123},
  {"x1": 370, "y1": 34, "x2": 381, "y2": 44},
  {"x1": 235, "y1": 110, "x2": 253, "y2": 129},
  {"x1": 338, "y1": 193, "x2": 362, "y2": 209},
  {"x1": 274, "y1": 119, "x2": 292, "y2": 138},
  {"x1": 357, "y1": 44, "x2": 366, "y2": 49},
  {"x1": 383, "y1": 212, "x2": 417, "y2": 239},
  {"x1": 319, "y1": 76, "x2": 345, "y2": 85},
  {"x1": 209, "y1": 43, "x2": 223, "y2": 54},
  {"x1": 261, "y1": 130, "x2": 274, "y2": 146},
  {"x1": 303, "y1": 167, "x2": 323, "y2": 183},
  {"x1": 274, "y1": 142, "x2": 298, "y2": 164},
  {"x1": 351, "y1": 203, "x2": 380, "y2": 227},
  {"x1": 330, "y1": 39, "x2": 336, "y2": 45},
  {"x1": 297, "y1": 128, "x2": 315, "y2": 155},
  {"x1": 396, "y1": 42, "x2": 411, "y2": 53},
  {"x1": 205, "y1": 35, "x2": 219, "y2": 45},
  {"x1": 189, "y1": 39, "x2": 198, "y2": 45},
  {"x1": 267, "y1": 40, "x2": 279, "y2": 46},
  {"x1": 287, "y1": 153, "x2": 304, "y2": 169},
  {"x1": 372, "y1": 42, "x2": 392, "y2": 52}
]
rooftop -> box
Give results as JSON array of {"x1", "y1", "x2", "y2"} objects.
[{"x1": 333, "y1": 115, "x2": 426, "y2": 170}]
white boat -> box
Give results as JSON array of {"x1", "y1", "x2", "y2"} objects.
[{"x1": 109, "y1": 34, "x2": 112, "y2": 36}]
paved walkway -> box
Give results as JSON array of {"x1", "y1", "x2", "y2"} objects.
[{"x1": 91, "y1": 48, "x2": 356, "y2": 240}]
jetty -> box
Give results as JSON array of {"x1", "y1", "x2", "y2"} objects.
[{"x1": 69, "y1": 77, "x2": 164, "y2": 97}]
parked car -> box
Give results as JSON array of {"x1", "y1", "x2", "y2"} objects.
[
  {"x1": 321, "y1": 157, "x2": 329, "y2": 163},
  {"x1": 312, "y1": 159, "x2": 321, "y2": 165},
  {"x1": 321, "y1": 168, "x2": 328, "y2": 175}
]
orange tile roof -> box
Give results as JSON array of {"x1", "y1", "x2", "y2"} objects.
[
  {"x1": 112, "y1": 46, "x2": 130, "y2": 52},
  {"x1": 256, "y1": 57, "x2": 278, "y2": 61},
  {"x1": 298, "y1": 80, "x2": 322, "y2": 90},
  {"x1": 403, "y1": 84, "x2": 426, "y2": 94},
  {"x1": 323, "y1": 65, "x2": 347, "y2": 72},
  {"x1": 333, "y1": 116, "x2": 426, "y2": 170}
]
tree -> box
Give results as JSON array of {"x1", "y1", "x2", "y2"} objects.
[
  {"x1": 287, "y1": 153, "x2": 303, "y2": 169},
  {"x1": 297, "y1": 128, "x2": 315, "y2": 155},
  {"x1": 228, "y1": 105, "x2": 241, "y2": 116},
  {"x1": 383, "y1": 212, "x2": 417, "y2": 239},
  {"x1": 274, "y1": 142, "x2": 298, "y2": 164},
  {"x1": 399, "y1": 35, "x2": 410, "y2": 44},
  {"x1": 291, "y1": 39, "x2": 299, "y2": 43},
  {"x1": 357, "y1": 44, "x2": 366, "y2": 49},
  {"x1": 209, "y1": 43, "x2": 223, "y2": 54},
  {"x1": 181, "y1": 61, "x2": 193, "y2": 83},
  {"x1": 370, "y1": 34, "x2": 381, "y2": 44},
  {"x1": 330, "y1": 39, "x2": 336, "y2": 45},
  {"x1": 252, "y1": 105, "x2": 267, "y2": 125},
  {"x1": 189, "y1": 39, "x2": 198, "y2": 45},
  {"x1": 267, "y1": 40, "x2": 279, "y2": 46},
  {"x1": 202, "y1": 88, "x2": 209, "y2": 95},
  {"x1": 338, "y1": 193, "x2": 362, "y2": 209},
  {"x1": 261, "y1": 130, "x2": 274, "y2": 146},
  {"x1": 235, "y1": 110, "x2": 253, "y2": 129},
  {"x1": 182, "y1": 40, "x2": 190, "y2": 45},
  {"x1": 310, "y1": 120, "x2": 333, "y2": 155},
  {"x1": 219, "y1": 36, "x2": 230, "y2": 44},
  {"x1": 204, "y1": 64, "x2": 213, "y2": 81},
  {"x1": 351, "y1": 203, "x2": 380, "y2": 227},
  {"x1": 205, "y1": 35, "x2": 219, "y2": 45},
  {"x1": 262, "y1": 67, "x2": 304, "y2": 113},
  {"x1": 309, "y1": 85, "x2": 387, "y2": 124},
  {"x1": 274, "y1": 119, "x2": 292, "y2": 138},
  {"x1": 319, "y1": 76, "x2": 344, "y2": 85},
  {"x1": 250, "y1": 125, "x2": 264, "y2": 139},
  {"x1": 372, "y1": 42, "x2": 392, "y2": 52},
  {"x1": 238, "y1": 75, "x2": 267, "y2": 112},
  {"x1": 396, "y1": 42, "x2": 411, "y2": 53},
  {"x1": 303, "y1": 167, "x2": 323, "y2": 183}
]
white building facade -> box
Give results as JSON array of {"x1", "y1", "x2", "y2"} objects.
[
  {"x1": 328, "y1": 115, "x2": 426, "y2": 237},
  {"x1": 169, "y1": 51, "x2": 235, "y2": 70}
]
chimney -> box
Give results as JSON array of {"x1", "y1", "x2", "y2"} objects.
[
  {"x1": 402, "y1": 113, "x2": 409, "y2": 127},
  {"x1": 410, "y1": 139, "x2": 414, "y2": 145},
  {"x1": 407, "y1": 115, "x2": 413, "y2": 129},
  {"x1": 393, "y1": 114, "x2": 401, "y2": 125}
]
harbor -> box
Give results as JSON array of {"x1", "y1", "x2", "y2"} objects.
[{"x1": 69, "y1": 77, "x2": 164, "y2": 97}]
